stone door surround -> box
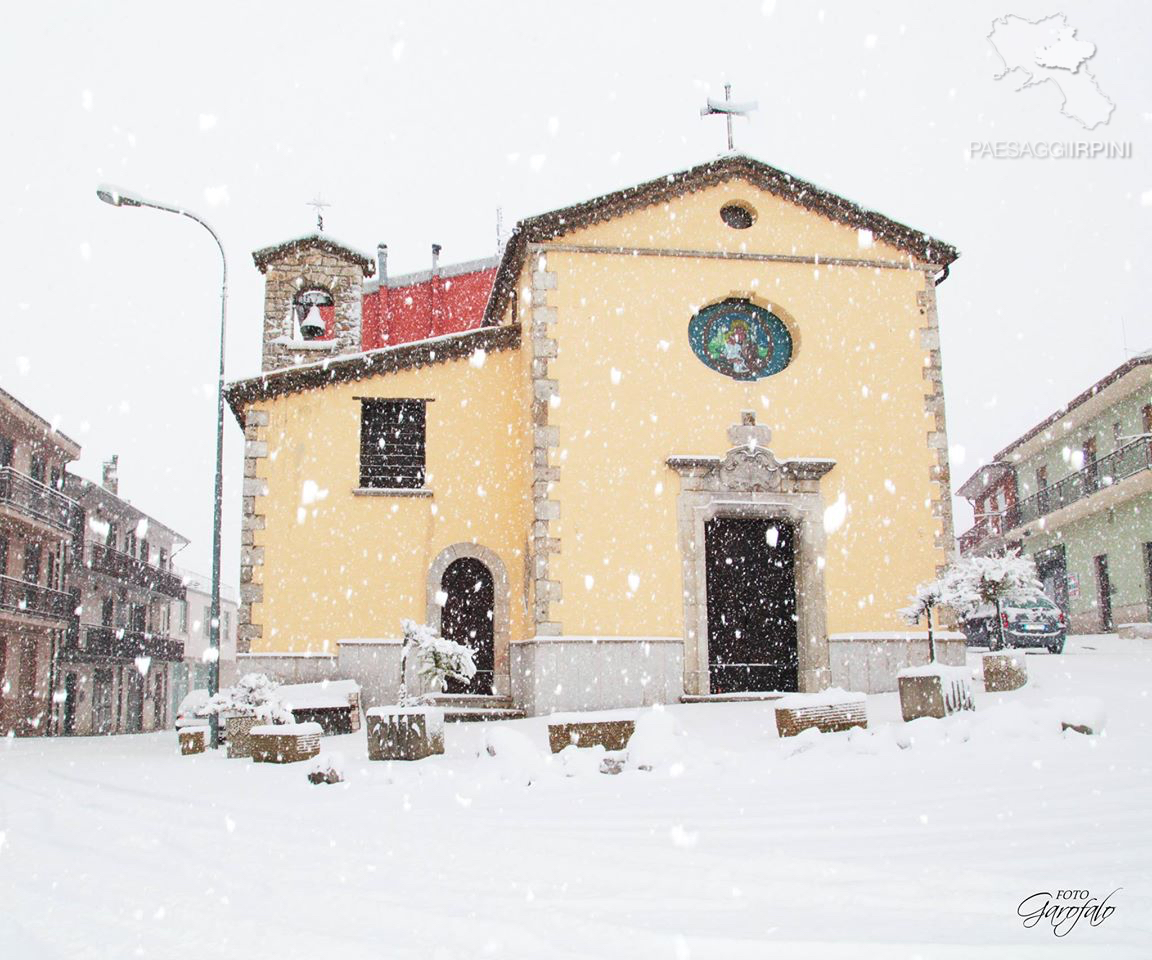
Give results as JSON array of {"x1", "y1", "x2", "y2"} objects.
[{"x1": 667, "y1": 412, "x2": 835, "y2": 696}]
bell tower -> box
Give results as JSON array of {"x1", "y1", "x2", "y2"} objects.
[{"x1": 251, "y1": 234, "x2": 376, "y2": 372}]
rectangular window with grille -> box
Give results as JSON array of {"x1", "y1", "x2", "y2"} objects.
[{"x1": 360, "y1": 399, "x2": 427, "y2": 489}]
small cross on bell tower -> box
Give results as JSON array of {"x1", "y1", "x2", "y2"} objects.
[{"x1": 306, "y1": 194, "x2": 331, "y2": 232}]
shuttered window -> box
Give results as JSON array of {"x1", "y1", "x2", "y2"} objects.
[{"x1": 360, "y1": 399, "x2": 427, "y2": 489}]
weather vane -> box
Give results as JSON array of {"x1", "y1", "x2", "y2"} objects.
[
  {"x1": 700, "y1": 83, "x2": 758, "y2": 151},
  {"x1": 306, "y1": 194, "x2": 331, "y2": 232}
]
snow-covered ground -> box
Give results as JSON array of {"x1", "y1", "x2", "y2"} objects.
[{"x1": 2, "y1": 636, "x2": 1150, "y2": 959}]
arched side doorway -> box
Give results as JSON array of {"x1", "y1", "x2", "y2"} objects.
[
  {"x1": 426, "y1": 544, "x2": 510, "y2": 697},
  {"x1": 440, "y1": 558, "x2": 494, "y2": 694}
]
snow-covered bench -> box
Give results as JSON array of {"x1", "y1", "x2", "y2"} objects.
[
  {"x1": 250, "y1": 722, "x2": 323, "y2": 764},
  {"x1": 179, "y1": 728, "x2": 205, "y2": 755},
  {"x1": 279, "y1": 680, "x2": 362, "y2": 735},
  {"x1": 366, "y1": 707, "x2": 445, "y2": 761},
  {"x1": 547, "y1": 719, "x2": 635, "y2": 753},
  {"x1": 897, "y1": 665, "x2": 974, "y2": 721},
  {"x1": 773, "y1": 690, "x2": 867, "y2": 738}
]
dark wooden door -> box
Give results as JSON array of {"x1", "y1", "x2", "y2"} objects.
[
  {"x1": 441, "y1": 558, "x2": 495, "y2": 695},
  {"x1": 1094, "y1": 554, "x2": 1113, "y2": 631},
  {"x1": 93, "y1": 669, "x2": 114, "y2": 734},
  {"x1": 125, "y1": 669, "x2": 144, "y2": 733},
  {"x1": 705, "y1": 517, "x2": 798, "y2": 693}
]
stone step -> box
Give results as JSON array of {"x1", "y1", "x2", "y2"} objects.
[
  {"x1": 680, "y1": 692, "x2": 785, "y2": 704},
  {"x1": 443, "y1": 706, "x2": 526, "y2": 723},
  {"x1": 425, "y1": 694, "x2": 516, "y2": 711}
]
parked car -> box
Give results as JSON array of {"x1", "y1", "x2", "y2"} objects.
[{"x1": 962, "y1": 596, "x2": 1067, "y2": 653}]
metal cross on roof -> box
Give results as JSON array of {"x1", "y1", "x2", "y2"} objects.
[
  {"x1": 700, "y1": 83, "x2": 758, "y2": 151},
  {"x1": 306, "y1": 194, "x2": 331, "y2": 232}
]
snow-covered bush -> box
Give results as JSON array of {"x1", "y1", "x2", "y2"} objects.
[
  {"x1": 902, "y1": 553, "x2": 1045, "y2": 656},
  {"x1": 201, "y1": 673, "x2": 294, "y2": 724},
  {"x1": 307, "y1": 752, "x2": 346, "y2": 785},
  {"x1": 398, "y1": 619, "x2": 476, "y2": 704}
]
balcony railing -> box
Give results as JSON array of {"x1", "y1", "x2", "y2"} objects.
[
  {"x1": 0, "y1": 574, "x2": 74, "y2": 622},
  {"x1": 0, "y1": 466, "x2": 77, "y2": 534},
  {"x1": 1007, "y1": 436, "x2": 1152, "y2": 530},
  {"x1": 958, "y1": 513, "x2": 1005, "y2": 555},
  {"x1": 60, "y1": 624, "x2": 184, "y2": 663},
  {"x1": 86, "y1": 543, "x2": 187, "y2": 600}
]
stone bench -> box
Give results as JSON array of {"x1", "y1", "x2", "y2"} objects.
[
  {"x1": 250, "y1": 722, "x2": 323, "y2": 764},
  {"x1": 547, "y1": 719, "x2": 635, "y2": 753},
  {"x1": 366, "y1": 707, "x2": 445, "y2": 761},
  {"x1": 897, "y1": 666, "x2": 974, "y2": 721},
  {"x1": 773, "y1": 693, "x2": 868, "y2": 738},
  {"x1": 225, "y1": 715, "x2": 263, "y2": 759},
  {"x1": 179, "y1": 728, "x2": 205, "y2": 755},
  {"x1": 983, "y1": 653, "x2": 1028, "y2": 692}
]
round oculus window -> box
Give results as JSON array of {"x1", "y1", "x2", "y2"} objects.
[
  {"x1": 719, "y1": 202, "x2": 756, "y2": 229},
  {"x1": 688, "y1": 299, "x2": 793, "y2": 381}
]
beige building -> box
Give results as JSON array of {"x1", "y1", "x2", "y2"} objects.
[
  {"x1": 0, "y1": 387, "x2": 81, "y2": 736},
  {"x1": 227, "y1": 155, "x2": 963, "y2": 713},
  {"x1": 169, "y1": 569, "x2": 238, "y2": 711}
]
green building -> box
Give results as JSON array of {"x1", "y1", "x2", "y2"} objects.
[{"x1": 958, "y1": 353, "x2": 1152, "y2": 634}]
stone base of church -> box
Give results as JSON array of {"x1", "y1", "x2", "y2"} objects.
[
  {"x1": 827, "y1": 631, "x2": 967, "y2": 694},
  {"x1": 510, "y1": 636, "x2": 684, "y2": 717}
]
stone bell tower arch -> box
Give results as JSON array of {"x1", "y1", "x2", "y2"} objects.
[{"x1": 251, "y1": 234, "x2": 376, "y2": 372}]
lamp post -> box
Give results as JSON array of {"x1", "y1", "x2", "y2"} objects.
[{"x1": 96, "y1": 186, "x2": 228, "y2": 749}]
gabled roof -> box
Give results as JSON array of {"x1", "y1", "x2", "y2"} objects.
[
  {"x1": 483, "y1": 153, "x2": 959, "y2": 326},
  {"x1": 224, "y1": 324, "x2": 520, "y2": 423},
  {"x1": 252, "y1": 233, "x2": 376, "y2": 276}
]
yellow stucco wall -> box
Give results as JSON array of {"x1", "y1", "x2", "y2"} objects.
[
  {"x1": 532, "y1": 178, "x2": 944, "y2": 637},
  {"x1": 248, "y1": 346, "x2": 532, "y2": 654}
]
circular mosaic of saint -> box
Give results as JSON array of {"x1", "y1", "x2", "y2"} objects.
[{"x1": 688, "y1": 299, "x2": 793, "y2": 381}]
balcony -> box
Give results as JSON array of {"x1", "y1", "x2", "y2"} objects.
[
  {"x1": 61, "y1": 624, "x2": 184, "y2": 663},
  {"x1": 85, "y1": 543, "x2": 187, "y2": 600},
  {"x1": 0, "y1": 574, "x2": 74, "y2": 624},
  {"x1": 957, "y1": 514, "x2": 1006, "y2": 556},
  {"x1": 1007, "y1": 436, "x2": 1152, "y2": 531},
  {"x1": 0, "y1": 466, "x2": 77, "y2": 535}
]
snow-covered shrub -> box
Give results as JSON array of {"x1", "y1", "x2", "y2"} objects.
[
  {"x1": 398, "y1": 619, "x2": 476, "y2": 703},
  {"x1": 902, "y1": 553, "x2": 1045, "y2": 656},
  {"x1": 626, "y1": 707, "x2": 682, "y2": 772},
  {"x1": 201, "y1": 673, "x2": 294, "y2": 724}
]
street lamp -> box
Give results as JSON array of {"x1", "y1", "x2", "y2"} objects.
[{"x1": 97, "y1": 184, "x2": 228, "y2": 749}]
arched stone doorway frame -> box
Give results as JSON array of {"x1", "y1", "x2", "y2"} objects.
[{"x1": 426, "y1": 543, "x2": 511, "y2": 697}]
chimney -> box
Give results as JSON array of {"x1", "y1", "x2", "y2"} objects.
[
  {"x1": 431, "y1": 243, "x2": 442, "y2": 275},
  {"x1": 377, "y1": 243, "x2": 388, "y2": 285},
  {"x1": 102, "y1": 455, "x2": 119, "y2": 496}
]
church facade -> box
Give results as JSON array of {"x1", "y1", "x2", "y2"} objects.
[{"x1": 225, "y1": 154, "x2": 963, "y2": 714}]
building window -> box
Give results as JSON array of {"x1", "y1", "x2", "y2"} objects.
[
  {"x1": 101, "y1": 596, "x2": 115, "y2": 627},
  {"x1": 203, "y1": 605, "x2": 212, "y2": 634},
  {"x1": 124, "y1": 529, "x2": 137, "y2": 558},
  {"x1": 140, "y1": 539, "x2": 150, "y2": 565},
  {"x1": 158, "y1": 547, "x2": 167, "y2": 571},
  {"x1": 360, "y1": 399, "x2": 427, "y2": 489},
  {"x1": 105, "y1": 521, "x2": 118, "y2": 550},
  {"x1": 178, "y1": 600, "x2": 188, "y2": 633},
  {"x1": 23, "y1": 541, "x2": 42, "y2": 585},
  {"x1": 29, "y1": 454, "x2": 46, "y2": 484},
  {"x1": 0, "y1": 533, "x2": 8, "y2": 577},
  {"x1": 719, "y1": 201, "x2": 757, "y2": 230},
  {"x1": 0, "y1": 436, "x2": 13, "y2": 468}
]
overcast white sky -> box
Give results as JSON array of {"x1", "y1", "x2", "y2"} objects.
[{"x1": 2, "y1": 1, "x2": 1148, "y2": 582}]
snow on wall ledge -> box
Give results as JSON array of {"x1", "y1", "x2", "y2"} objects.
[
  {"x1": 510, "y1": 636, "x2": 684, "y2": 717},
  {"x1": 828, "y1": 632, "x2": 966, "y2": 694}
]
